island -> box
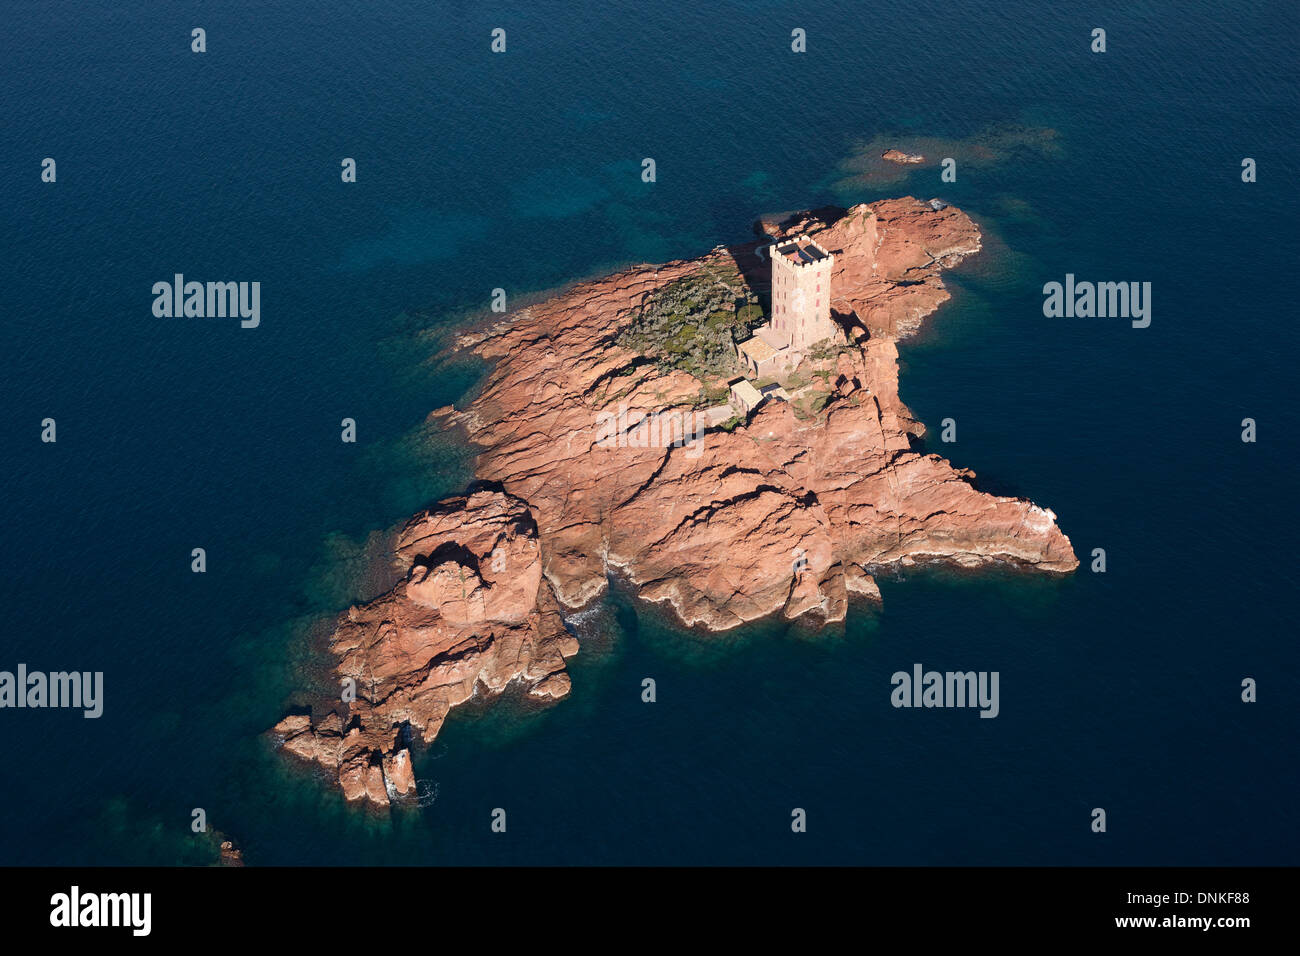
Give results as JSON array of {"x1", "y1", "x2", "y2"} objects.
[{"x1": 273, "y1": 197, "x2": 1078, "y2": 806}]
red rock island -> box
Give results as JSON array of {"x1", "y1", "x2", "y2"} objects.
[{"x1": 273, "y1": 197, "x2": 1077, "y2": 805}]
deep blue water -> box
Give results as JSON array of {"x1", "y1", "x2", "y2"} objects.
[{"x1": 2, "y1": 0, "x2": 1296, "y2": 865}]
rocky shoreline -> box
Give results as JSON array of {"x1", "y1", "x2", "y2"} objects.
[{"x1": 273, "y1": 196, "x2": 1077, "y2": 806}]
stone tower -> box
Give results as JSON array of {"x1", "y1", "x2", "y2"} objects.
[{"x1": 770, "y1": 235, "x2": 834, "y2": 352}]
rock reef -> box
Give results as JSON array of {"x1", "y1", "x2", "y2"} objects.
[
  {"x1": 882, "y1": 149, "x2": 926, "y2": 164},
  {"x1": 273, "y1": 197, "x2": 1077, "y2": 805}
]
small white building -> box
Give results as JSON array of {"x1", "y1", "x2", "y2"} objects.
[{"x1": 729, "y1": 378, "x2": 764, "y2": 414}]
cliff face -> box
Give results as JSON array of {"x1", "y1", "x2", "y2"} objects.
[{"x1": 274, "y1": 197, "x2": 1078, "y2": 804}]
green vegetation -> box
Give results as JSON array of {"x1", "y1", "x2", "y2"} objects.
[
  {"x1": 791, "y1": 396, "x2": 818, "y2": 421},
  {"x1": 693, "y1": 383, "x2": 732, "y2": 408},
  {"x1": 806, "y1": 339, "x2": 840, "y2": 363},
  {"x1": 783, "y1": 370, "x2": 810, "y2": 390},
  {"x1": 616, "y1": 262, "x2": 765, "y2": 379}
]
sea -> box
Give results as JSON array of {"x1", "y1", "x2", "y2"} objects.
[{"x1": 3, "y1": 0, "x2": 1296, "y2": 865}]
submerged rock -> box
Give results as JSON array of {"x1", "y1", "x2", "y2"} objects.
[{"x1": 882, "y1": 148, "x2": 926, "y2": 164}]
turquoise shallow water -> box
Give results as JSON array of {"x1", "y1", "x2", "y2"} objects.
[{"x1": 2, "y1": 0, "x2": 1296, "y2": 864}]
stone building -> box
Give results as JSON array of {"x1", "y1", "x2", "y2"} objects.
[
  {"x1": 728, "y1": 378, "x2": 764, "y2": 414},
  {"x1": 737, "y1": 235, "x2": 835, "y2": 378}
]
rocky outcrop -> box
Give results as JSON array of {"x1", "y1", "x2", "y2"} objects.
[
  {"x1": 274, "y1": 197, "x2": 1077, "y2": 804},
  {"x1": 273, "y1": 490, "x2": 577, "y2": 807},
  {"x1": 882, "y1": 149, "x2": 925, "y2": 164},
  {"x1": 218, "y1": 840, "x2": 244, "y2": 867}
]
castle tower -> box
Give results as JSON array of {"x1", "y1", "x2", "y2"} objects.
[{"x1": 770, "y1": 235, "x2": 834, "y2": 352}]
